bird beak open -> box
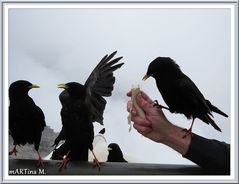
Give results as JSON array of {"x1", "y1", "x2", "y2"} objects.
[
  {"x1": 108, "y1": 147, "x2": 113, "y2": 151},
  {"x1": 30, "y1": 84, "x2": 40, "y2": 88},
  {"x1": 57, "y1": 83, "x2": 68, "y2": 89},
  {"x1": 142, "y1": 74, "x2": 150, "y2": 81}
]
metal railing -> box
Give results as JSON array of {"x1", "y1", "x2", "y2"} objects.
[{"x1": 9, "y1": 158, "x2": 206, "y2": 175}]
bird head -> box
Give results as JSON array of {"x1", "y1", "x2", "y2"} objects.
[
  {"x1": 57, "y1": 82, "x2": 86, "y2": 99},
  {"x1": 107, "y1": 143, "x2": 122, "y2": 154},
  {"x1": 143, "y1": 57, "x2": 181, "y2": 81},
  {"x1": 9, "y1": 80, "x2": 40, "y2": 98},
  {"x1": 107, "y1": 143, "x2": 125, "y2": 162}
]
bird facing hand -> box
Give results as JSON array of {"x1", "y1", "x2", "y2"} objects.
[
  {"x1": 9, "y1": 80, "x2": 46, "y2": 167},
  {"x1": 143, "y1": 57, "x2": 228, "y2": 137}
]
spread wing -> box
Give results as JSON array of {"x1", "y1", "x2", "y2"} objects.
[{"x1": 84, "y1": 51, "x2": 124, "y2": 124}]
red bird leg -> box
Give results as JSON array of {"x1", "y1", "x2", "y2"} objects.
[
  {"x1": 9, "y1": 145, "x2": 17, "y2": 156},
  {"x1": 182, "y1": 118, "x2": 195, "y2": 138},
  {"x1": 91, "y1": 150, "x2": 102, "y2": 171},
  {"x1": 58, "y1": 151, "x2": 70, "y2": 171},
  {"x1": 153, "y1": 100, "x2": 170, "y2": 111},
  {"x1": 36, "y1": 151, "x2": 44, "y2": 168}
]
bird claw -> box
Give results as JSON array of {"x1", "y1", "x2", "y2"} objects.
[
  {"x1": 36, "y1": 157, "x2": 45, "y2": 168},
  {"x1": 93, "y1": 158, "x2": 102, "y2": 171},
  {"x1": 182, "y1": 128, "x2": 193, "y2": 138},
  {"x1": 153, "y1": 100, "x2": 170, "y2": 111},
  {"x1": 153, "y1": 100, "x2": 160, "y2": 107},
  {"x1": 9, "y1": 146, "x2": 18, "y2": 156},
  {"x1": 57, "y1": 157, "x2": 70, "y2": 171}
]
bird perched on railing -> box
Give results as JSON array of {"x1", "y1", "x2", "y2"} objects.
[
  {"x1": 107, "y1": 143, "x2": 127, "y2": 163},
  {"x1": 143, "y1": 57, "x2": 228, "y2": 138},
  {"x1": 9, "y1": 80, "x2": 46, "y2": 167},
  {"x1": 57, "y1": 51, "x2": 124, "y2": 170}
]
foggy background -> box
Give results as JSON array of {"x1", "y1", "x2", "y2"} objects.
[{"x1": 8, "y1": 7, "x2": 231, "y2": 165}]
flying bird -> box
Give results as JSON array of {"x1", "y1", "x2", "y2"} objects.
[
  {"x1": 143, "y1": 57, "x2": 228, "y2": 137},
  {"x1": 57, "y1": 51, "x2": 124, "y2": 170},
  {"x1": 107, "y1": 143, "x2": 127, "y2": 162},
  {"x1": 9, "y1": 80, "x2": 46, "y2": 167}
]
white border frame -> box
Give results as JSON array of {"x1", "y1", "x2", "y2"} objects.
[{"x1": 2, "y1": 2, "x2": 238, "y2": 183}]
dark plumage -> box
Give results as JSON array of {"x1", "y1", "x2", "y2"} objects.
[
  {"x1": 52, "y1": 126, "x2": 65, "y2": 148},
  {"x1": 9, "y1": 80, "x2": 46, "y2": 167},
  {"x1": 99, "y1": 128, "x2": 105, "y2": 135},
  {"x1": 51, "y1": 128, "x2": 106, "y2": 160},
  {"x1": 143, "y1": 57, "x2": 228, "y2": 136},
  {"x1": 107, "y1": 143, "x2": 127, "y2": 162},
  {"x1": 51, "y1": 142, "x2": 68, "y2": 160},
  {"x1": 57, "y1": 51, "x2": 123, "y2": 169}
]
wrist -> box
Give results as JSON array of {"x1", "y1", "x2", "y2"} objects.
[{"x1": 159, "y1": 122, "x2": 191, "y2": 155}]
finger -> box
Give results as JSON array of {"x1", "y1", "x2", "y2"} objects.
[
  {"x1": 133, "y1": 123, "x2": 152, "y2": 134},
  {"x1": 140, "y1": 91, "x2": 153, "y2": 104},
  {"x1": 126, "y1": 90, "x2": 132, "y2": 97},
  {"x1": 135, "y1": 94, "x2": 153, "y2": 112},
  {"x1": 131, "y1": 115, "x2": 151, "y2": 126}
]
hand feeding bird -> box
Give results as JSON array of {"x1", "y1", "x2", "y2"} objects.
[
  {"x1": 142, "y1": 57, "x2": 228, "y2": 138},
  {"x1": 107, "y1": 143, "x2": 127, "y2": 163},
  {"x1": 9, "y1": 80, "x2": 46, "y2": 167},
  {"x1": 57, "y1": 51, "x2": 124, "y2": 171}
]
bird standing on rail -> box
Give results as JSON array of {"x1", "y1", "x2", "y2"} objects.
[
  {"x1": 143, "y1": 57, "x2": 228, "y2": 138},
  {"x1": 57, "y1": 51, "x2": 124, "y2": 170},
  {"x1": 9, "y1": 80, "x2": 46, "y2": 167}
]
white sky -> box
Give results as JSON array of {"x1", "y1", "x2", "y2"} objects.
[{"x1": 8, "y1": 6, "x2": 231, "y2": 165}]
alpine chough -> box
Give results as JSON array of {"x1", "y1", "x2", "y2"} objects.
[
  {"x1": 57, "y1": 51, "x2": 123, "y2": 170},
  {"x1": 143, "y1": 57, "x2": 228, "y2": 137},
  {"x1": 107, "y1": 143, "x2": 127, "y2": 162},
  {"x1": 9, "y1": 80, "x2": 46, "y2": 167}
]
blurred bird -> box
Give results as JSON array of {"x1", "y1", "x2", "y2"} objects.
[
  {"x1": 51, "y1": 142, "x2": 68, "y2": 160},
  {"x1": 9, "y1": 80, "x2": 46, "y2": 167},
  {"x1": 52, "y1": 126, "x2": 65, "y2": 149},
  {"x1": 57, "y1": 51, "x2": 123, "y2": 170},
  {"x1": 143, "y1": 57, "x2": 228, "y2": 137},
  {"x1": 107, "y1": 143, "x2": 127, "y2": 162}
]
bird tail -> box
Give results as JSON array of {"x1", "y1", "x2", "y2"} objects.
[
  {"x1": 205, "y1": 100, "x2": 228, "y2": 117},
  {"x1": 203, "y1": 114, "x2": 222, "y2": 132}
]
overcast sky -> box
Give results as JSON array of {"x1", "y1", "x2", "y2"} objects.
[{"x1": 8, "y1": 6, "x2": 231, "y2": 165}]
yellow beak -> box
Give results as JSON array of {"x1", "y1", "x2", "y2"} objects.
[
  {"x1": 30, "y1": 84, "x2": 40, "y2": 88},
  {"x1": 57, "y1": 83, "x2": 68, "y2": 89},
  {"x1": 108, "y1": 147, "x2": 113, "y2": 151},
  {"x1": 142, "y1": 74, "x2": 150, "y2": 81}
]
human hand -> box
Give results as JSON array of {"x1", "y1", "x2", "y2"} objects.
[{"x1": 127, "y1": 90, "x2": 172, "y2": 143}]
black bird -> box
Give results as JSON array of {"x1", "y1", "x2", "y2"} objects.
[
  {"x1": 143, "y1": 57, "x2": 228, "y2": 137},
  {"x1": 107, "y1": 143, "x2": 127, "y2": 162},
  {"x1": 9, "y1": 80, "x2": 46, "y2": 167},
  {"x1": 57, "y1": 51, "x2": 123, "y2": 170},
  {"x1": 51, "y1": 128, "x2": 106, "y2": 160}
]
